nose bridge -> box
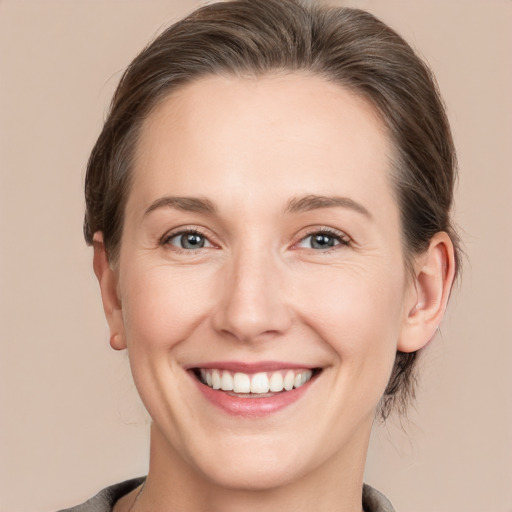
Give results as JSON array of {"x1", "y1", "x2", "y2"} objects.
[{"x1": 213, "y1": 238, "x2": 290, "y2": 342}]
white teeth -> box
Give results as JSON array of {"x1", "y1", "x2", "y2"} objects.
[
  {"x1": 199, "y1": 368, "x2": 314, "y2": 394},
  {"x1": 212, "y1": 370, "x2": 221, "y2": 390},
  {"x1": 269, "y1": 372, "x2": 284, "y2": 392},
  {"x1": 251, "y1": 372, "x2": 270, "y2": 393},
  {"x1": 283, "y1": 370, "x2": 294, "y2": 391},
  {"x1": 220, "y1": 371, "x2": 234, "y2": 391},
  {"x1": 233, "y1": 372, "x2": 251, "y2": 393}
]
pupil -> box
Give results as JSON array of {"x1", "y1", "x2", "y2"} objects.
[
  {"x1": 312, "y1": 234, "x2": 334, "y2": 249},
  {"x1": 182, "y1": 233, "x2": 204, "y2": 249}
]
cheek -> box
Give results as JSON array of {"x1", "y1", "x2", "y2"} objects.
[
  {"x1": 303, "y1": 259, "x2": 404, "y2": 323},
  {"x1": 119, "y1": 263, "x2": 216, "y2": 350},
  {"x1": 296, "y1": 263, "x2": 406, "y2": 368}
]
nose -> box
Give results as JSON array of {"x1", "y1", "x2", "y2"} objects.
[{"x1": 212, "y1": 247, "x2": 292, "y2": 344}]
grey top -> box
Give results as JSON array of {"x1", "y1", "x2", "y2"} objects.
[{"x1": 58, "y1": 477, "x2": 395, "y2": 512}]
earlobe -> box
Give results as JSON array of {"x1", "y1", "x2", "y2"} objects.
[
  {"x1": 398, "y1": 232, "x2": 456, "y2": 353},
  {"x1": 92, "y1": 232, "x2": 126, "y2": 351}
]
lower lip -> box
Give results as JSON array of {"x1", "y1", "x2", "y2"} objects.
[{"x1": 190, "y1": 372, "x2": 316, "y2": 417}]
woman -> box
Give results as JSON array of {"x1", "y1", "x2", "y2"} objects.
[{"x1": 65, "y1": 0, "x2": 458, "y2": 510}]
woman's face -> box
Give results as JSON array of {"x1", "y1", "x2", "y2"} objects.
[{"x1": 105, "y1": 74, "x2": 420, "y2": 489}]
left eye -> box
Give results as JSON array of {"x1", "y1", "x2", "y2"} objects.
[
  {"x1": 166, "y1": 231, "x2": 212, "y2": 250},
  {"x1": 297, "y1": 232, "x2": 346, "y2": 250}
]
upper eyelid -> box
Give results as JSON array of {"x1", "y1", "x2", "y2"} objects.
[
  {"x1": 161, "y1": 225, "x2": 213, "y2": 243},
  {"x1": 296, "y1": 226, "x2": 351, "y2": 242}
]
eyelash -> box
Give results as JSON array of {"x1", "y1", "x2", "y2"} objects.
[
  {"x1": 160, "y1": 227, "x2": 351, "y2": 253},
  {"x1": 161, "y1": 227, "x2": 214, "y2": 253},
  {"x1": 294, "y1": 227, "x2": 351, "y2": 252}
]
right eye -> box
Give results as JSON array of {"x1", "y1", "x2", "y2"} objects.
[{"x1": 164, "y1": 230, "x2": 213, "y2": 250}]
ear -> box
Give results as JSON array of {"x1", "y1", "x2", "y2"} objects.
[
  {"x1": 398, "y1": 232, "x2": 456, "y2": 353},
  {"x1": 92, "y1": 232, "x2": 126, "y2": 351}
]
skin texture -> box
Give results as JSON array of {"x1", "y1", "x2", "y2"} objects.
[{"x1": 93, "y1": 74, "x2": 455, "y2": 512}]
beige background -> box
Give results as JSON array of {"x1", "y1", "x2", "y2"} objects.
[{"x1": 1, "y1": 1, "x2": 511, "y2": 511}]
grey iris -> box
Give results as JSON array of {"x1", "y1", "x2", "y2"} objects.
[
  {"x1": 182, "y1": 233, "x2": 205, "y2": 249},
  {"x1": 311, "y1": 234, "x2": 336, "y2": 249}
]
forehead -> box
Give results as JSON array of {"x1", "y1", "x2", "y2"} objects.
[{"x1": 130, "y1": 73, "x2": 394, "y2": 213}]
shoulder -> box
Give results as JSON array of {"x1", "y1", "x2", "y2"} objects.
[
  {"x1": 362, "y1": 483, "x2": 396, "y2": 512},
  {"x1": 58, "y1": 478, "x2": 392, "y2": 512},
  {"x1": 57, "y1": 477, "x2": 146, "y2": 512}
]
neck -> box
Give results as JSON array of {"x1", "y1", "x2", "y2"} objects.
[{"x1": 133, "y1": 423, "x2": 370, "y2": 512}]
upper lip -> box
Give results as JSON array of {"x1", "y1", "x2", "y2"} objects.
[{"x1": 186, "y1": 361, "x2": 318, "y2": 373}]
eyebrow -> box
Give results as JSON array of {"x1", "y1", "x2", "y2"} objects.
[
  {"x1": 286, "y1": 195, "x2": 371, "y2": 217},
  {"x1": 144, "y1": 196, "x2": 217, "y2": 216},
  {"x1": 143, "y1": 194, "x2": 370, "y2": 218}
]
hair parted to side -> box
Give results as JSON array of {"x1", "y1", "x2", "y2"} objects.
[{"x1": 84, "y1": 0, "x2": 460, "y2": 419}]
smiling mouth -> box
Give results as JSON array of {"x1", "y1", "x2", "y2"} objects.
[{"x1": 192, "y1": 368, "x2": 322, "y2": 396}]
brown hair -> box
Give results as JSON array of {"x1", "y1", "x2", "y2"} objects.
[{"x1": 84, "y1": 0, "x2": 459, "y2": 419}]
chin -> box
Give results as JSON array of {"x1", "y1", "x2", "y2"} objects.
[
  {"x1": 167, "y1": 426, "x2": 311, "y2": 492},
  {"x1": 199, "y1": 452, "x2": 305, "y2": 492}
]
